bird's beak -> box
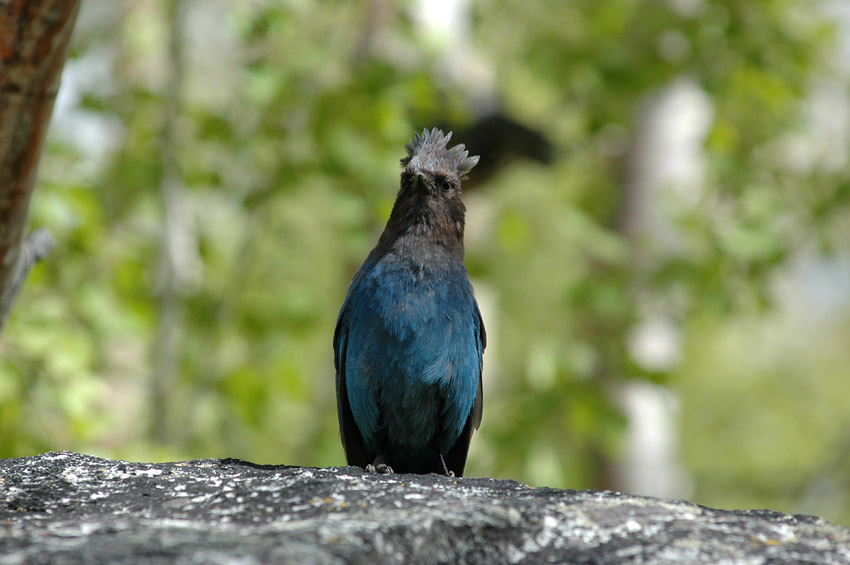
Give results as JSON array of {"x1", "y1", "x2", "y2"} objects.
[{"x1": 413, "y1": 170, "x2": 435, "y2": 194}]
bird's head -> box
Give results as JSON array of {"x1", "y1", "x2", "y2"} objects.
[
  {"x1": 400, "y1": 128, "x2": 479, "y2": 198},
  {"x1": 380, "y1": 128, "x2": 479, "y2": 251}
]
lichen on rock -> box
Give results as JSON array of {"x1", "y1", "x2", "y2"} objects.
[{"x1": 1, "y1": 452, "x2": 848, "y2": 564}]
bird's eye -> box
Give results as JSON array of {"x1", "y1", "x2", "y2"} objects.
[{"x1": 440, "y1": 179, "x2": 453, "y2": 192}]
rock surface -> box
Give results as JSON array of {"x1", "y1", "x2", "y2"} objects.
[{"x1": 1, "y1": 452, "x2": 848, "y2": 564}]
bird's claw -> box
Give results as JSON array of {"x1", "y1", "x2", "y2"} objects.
[
  {"x1": 438, "y1": 454, "x2": 455, "y2": 477},
  {"x1": 366, "y1": 458, "x2": 394, "y2": 474}
]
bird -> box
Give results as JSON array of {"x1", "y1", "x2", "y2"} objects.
[{"x1": 333, "y1": 128, "x2": 485, "y2": 476}]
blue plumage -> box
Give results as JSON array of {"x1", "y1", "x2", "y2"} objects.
[{"x1": 334, "y1": 128, "x2": 485, "y2": 476}]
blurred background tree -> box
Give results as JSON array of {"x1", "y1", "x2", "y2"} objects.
[{"x1": 2, "y1": 0, "x2": 849, "y2": 526}]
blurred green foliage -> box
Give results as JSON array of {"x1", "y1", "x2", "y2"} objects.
[{"x1": 2, "y1": 0, "x2": 849, "y2": 526}]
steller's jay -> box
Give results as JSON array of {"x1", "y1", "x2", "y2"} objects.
[{"x1": 334, "y1": 128, "x2": 485, "y2": 476}]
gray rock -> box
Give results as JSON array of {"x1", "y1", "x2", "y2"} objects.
[{"x1": 1, "y1": 451, "x2": 848, "y2": 564}]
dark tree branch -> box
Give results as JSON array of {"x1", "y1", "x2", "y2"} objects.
[
  {"x1": 0, "y1": 0, "x2": 81, "y2": 333},
  {"x1": 0, "y1": 227, "x2": 55, "y2": 329}
]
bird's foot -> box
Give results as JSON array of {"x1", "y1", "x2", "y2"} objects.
[
  {"x1": 366, "y1": 463, "x2": 394, "y2": 474},
  {"x1": 438, "y1": 454, "x2": 455, "y2": 477},
  {"x1": 366, "y1": 455, "x2": 394, "y2": 474}
]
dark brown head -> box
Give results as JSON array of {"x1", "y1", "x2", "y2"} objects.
[
  {"x1": 380, "y1": 129, "x2": 479, "y2": 252},
  {"x1": 400, "y1": 128, "x2": 479, "y2": 196}
]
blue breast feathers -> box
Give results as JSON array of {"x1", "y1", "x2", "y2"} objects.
[{"x1": 336, "y1": 256, "x2": 483, "y2": 463}]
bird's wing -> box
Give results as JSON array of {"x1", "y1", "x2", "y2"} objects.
[
  {"x1": 441, "y1": 297, "x2": 486, "y2": 476},
  {"x1": 471, "y1": 302, "x2": 486, "y2": 431},
  {"x1": 333, "y1": 305, "x2": 370, "y2": 468}
]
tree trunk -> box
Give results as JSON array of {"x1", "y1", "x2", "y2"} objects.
[{"x1": 0, "y1": 0, "x2": 81, "y2": 332}]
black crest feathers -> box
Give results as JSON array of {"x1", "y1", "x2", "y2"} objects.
[{"x1": 401, "y1": 128, "x2": 480, "y2": 180}]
